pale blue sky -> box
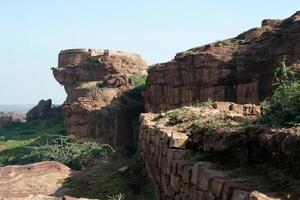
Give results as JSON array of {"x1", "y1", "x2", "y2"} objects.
[{"x1": 0, "y1": 0, "x2": 298, "y2": 105}]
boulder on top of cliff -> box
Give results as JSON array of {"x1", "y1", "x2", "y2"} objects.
[
  {"x1": 144, "y1": 11, "x2": 300, "y2": 113},
  {"x1": 52, "y1": 49, "x2": 147, "y2": 94},
  {"x1": 26, "y1": 99, "x2": 52, "y2": 121}
]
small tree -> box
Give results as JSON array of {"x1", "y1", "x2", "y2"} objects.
[
  {"x1": 258, "y1": 57, "x2": 300, "y2": 126},
  {"x1": 274, "y1": 56, "x2": 295, "y2": 84}
]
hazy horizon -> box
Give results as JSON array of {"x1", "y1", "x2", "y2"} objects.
[{"x1": 0, "y1": 0, "x2": 298, "y2": 105}]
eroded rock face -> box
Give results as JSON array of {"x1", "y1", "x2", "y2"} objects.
[
  {"x1": 26, "y1": 99, "x2": 52, "y2": 121},
  {"x1": 0, "y1": 161, "x2": 73, "y2": 198},
  {"x1": 144, "y1": 11, "x2": 300, "y2": 112},
  {"x1": 52, "y1": 49, "x2": 147, "y2": 150}
]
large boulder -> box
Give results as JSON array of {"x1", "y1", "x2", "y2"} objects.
[
  {"x1": 0, "y1": 161, "x2": 73, "y2": 198},
  {"x1": 26, "y1": 99, "x2": 52, "y2": 121},
  {"x1": 52, "y1": 49, "x2": 147, "y2": 151},
  {"x1": 144, "y1": 11, "x2": 300, "y2": 112}
]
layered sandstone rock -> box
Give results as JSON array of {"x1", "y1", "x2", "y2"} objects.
[
  {"x1": 52, "y1": 49, "x2": 147, "y2": 150},
  {"x1": 144, "y1": 11, "x2": 300, "y2": 112},
  {"x1": 139, "y1": 104, "x2": 300, "y2": 199}
]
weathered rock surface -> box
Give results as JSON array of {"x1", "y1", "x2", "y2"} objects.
[
  {"x1": 26, "y1": 99, "x2": 52, "y2": 121},
  {"x1": 0, "y1": 161, "x2": 73, "y2": 199},
  {"x1": 52, "y1": 49, "x2": 147, "y2": 151},
  {"x1": 144, "y1": 11, "x2": 300, "y2": 112}
]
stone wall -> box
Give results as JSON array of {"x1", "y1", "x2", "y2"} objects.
[{"x1": 138, "y1": 106, "x2": 300, "y2": 200}]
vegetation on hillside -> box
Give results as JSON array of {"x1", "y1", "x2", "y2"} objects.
[
  {"x1": 257, "y1": 58, "x2": 300, "y2": 126},
  {"x1": 0, "y1": 107, "x2": 113, "y2": 169}
]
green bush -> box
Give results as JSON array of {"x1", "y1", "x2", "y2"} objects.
[
  {"x1": 258, "y1": 58, "x2": 300, "y2": 126},
  {"x1": 28, "y1": 135, "x2": 114, "y2": 170},
  {"x1": 258, "y1": 80, "x2": 300, "y2": 126},
  {"x1": 131, "y1": 74, "x2": 147, "y2": 87}
]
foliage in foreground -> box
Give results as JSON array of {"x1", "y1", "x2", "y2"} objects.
[
  {"x1": 0, "y1": 107, "x2": 114, "y2": 170},
  {"x1": 258, "y1": 58, "x2": 300, "y2": 126},
  {"x1": 258, "y1": 80, "x2": 300, "y2": 126},
  {"x1": 28, "y1": 135, "x2": 114, "y2": 170}
]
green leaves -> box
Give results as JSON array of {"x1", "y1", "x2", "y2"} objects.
[
  {"x1": 28, "y1": 135, "x2": 114, "y2": 170},
  {"x1": 259, "y1": 81, "x2": 300, "y2": 126}
]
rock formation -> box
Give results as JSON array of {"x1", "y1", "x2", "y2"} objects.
[
  {"x1": 144, "y1": 11, "x2": 300, "y2": 112},
  {"x1": 0, "y1": 161, "x2": 73, "y2": 198},
  {"x1": 52, "y1": 49, "x2": 147, "y2": 151},
  {"x1": 26, "y1": 99, "x2": 52, "y2": 121}
]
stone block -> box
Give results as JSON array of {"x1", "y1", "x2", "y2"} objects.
[
  {"x1": 167, "y1": 149, "x2": 190, "y2": 175},
  {"x1": 198, "y1": 168, "x2": 225, "y2": 191},
  {"x1": 212, "y1": 177, "x2": 227, "y2": 198},
  {"x1": 229, "y1": 104, "x2": 244, "y2": 114},
  {"x1": 170, "y1": 174, "x2": 180, "y2": 192},
  {"x1": 161, "y1": 174, "x2": 170, "y2": 193},
  {"x1": 197, "y1": 190, "x2": 206, "y2": 200},
  {"x1": 221, "y1": 179, "x2": 249, "y2": 200},
  {"x1": 191, "y1": 162, "x2": 217, "y2": 186},
  {"x1": 205, "y1": 191, "x2": 216, "y2": 200},
  {"x1": 169, "y1": 131, "x2": 188, "y2": 148},
  {"x1": 188, "y1": 186, "x2": 197, "y2": 200},
  {"x1": 182, "y1": 166, "x2": 193, "y2": 183},
  {"x1": 252, "y1": 105, "x2": 261, "y2": 115},
  {"x1": 212, "y1": 102, "x2": 231, "y2": 111},
  {"x1": 249, "y1": 191, "x2": 281, "y2": 200},
  {"x1": 177, "y1": 160, "x2": 196, "y2": 177},
  {"x1": 232, "y1": 190, "x2": 249, "y2": 200}
]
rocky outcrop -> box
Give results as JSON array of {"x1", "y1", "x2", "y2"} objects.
[
  {"x1": 144, "y1": 11, "x2": 300, "y2": 112},
  {"x1": 0, "y1": 161, "x2": 73, "y2": 198},
  {"x1": 26, "y1": 99, "x2": 52, "y2": 121},
  {"x1": 138, "y1": 104, "x2": 300, "y2": 200},
  {"x1": 52, "y1": 49, "x2": 147, "y2": 151}
]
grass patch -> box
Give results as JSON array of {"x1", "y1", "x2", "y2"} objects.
[
  {"x1": 0, "y1": 108, "x2": 67, "y2": 166},
  {"x1": 65, "y1": 154, "x2": 155, "y2": 200}
]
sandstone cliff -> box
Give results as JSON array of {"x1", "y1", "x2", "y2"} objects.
[
  {"x1": 144, "y1": 11, "x2": 300, "y2": 112},
  {"x1": 52, "y1": 49, "x2": 147, "y2": 151}
]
